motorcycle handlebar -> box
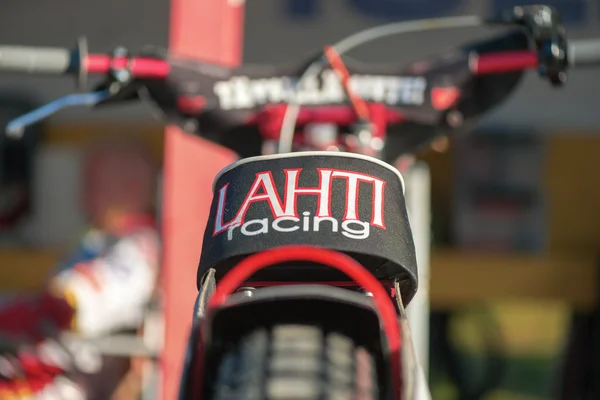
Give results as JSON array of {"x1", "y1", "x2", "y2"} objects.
[
  {"x1": 0, "y1": 39, "x2": 599, "y2": 83},
  {"x1": 3, "y1": 41, "x2": 600, "y2": 82},
  {"x1": 469, "y1": 39, "x2": 600, "y2": 75},
  {"x1": 0, "y1": 46, "x2": 170, "y2": 79}
]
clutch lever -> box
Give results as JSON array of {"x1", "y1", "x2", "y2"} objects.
[
  {"x1": 487, "y1": 5, "x2": 568, "y2": 85},
  {"x1": 6, "y1": 89, "x2": 111, "y2": 139}
]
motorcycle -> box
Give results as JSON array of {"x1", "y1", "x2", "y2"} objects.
[{"x1": 1, "y1": 4, "x2": 599, "y2": 399}]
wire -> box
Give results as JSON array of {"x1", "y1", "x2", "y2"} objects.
[
  {"x1": 277, "y1": 15, "x2": 484, "y2": 154},
  {"x1": 323, "y1": 45, "x2": 370, "y2": 122}
]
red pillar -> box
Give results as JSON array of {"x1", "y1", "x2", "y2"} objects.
[{"x1": 162, "y1": 1, "x2": 243, "y2": 398}]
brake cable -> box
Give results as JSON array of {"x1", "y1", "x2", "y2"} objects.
[
  {"x1": 323, "y1": 45, "x2": 371, "y2": 123},
  {"x1": 277, "y1": 15, "x2": 484, "y2": 153},
  {"x1": 323, "y1": 45, "x2": 375, "y2": 153}
]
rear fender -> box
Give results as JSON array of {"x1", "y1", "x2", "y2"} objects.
[
  {"x1": 179, "y1": 246, "x2": 406, "y2": 399},
  {"x1": 188, "y1": 284, "x2": 394, "y2": 400},
  {"x1": 207, "y1": 284, "x2": 386, "y2": 351},
  {"x1": 179, "y1": 282, "x2": 432, "y2": 400}
]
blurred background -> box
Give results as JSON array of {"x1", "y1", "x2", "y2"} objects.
[{"x1": 1, "y1": 0, "x2": 600, "y2": 399}]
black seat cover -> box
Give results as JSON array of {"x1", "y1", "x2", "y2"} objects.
[{"x1": 197, "y1": 152, "x2": 418, "y2": 304}]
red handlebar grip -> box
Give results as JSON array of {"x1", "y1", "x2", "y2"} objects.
[
  {"x1": 83, "y1": 55, "x2": 170, "y2": 78},
  {"x1": 471, "y1": 50, "x2": 538, "y2": 75}
]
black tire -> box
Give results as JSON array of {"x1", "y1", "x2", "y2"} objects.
[{"x1": 210, "y1": 324, "x2": 379, "y2": 400}]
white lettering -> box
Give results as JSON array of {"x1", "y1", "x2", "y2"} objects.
[
  {"x1": 341, "y1": 220, "x2": 370, "y2": 240},
  {"x1": 241, "y1": 218, "x2": 269, "y2": 236},
  {"x1": 296, "y1": 74, "x2": 322, "y2": 104},
  {"x1": 213, "y1": 81, "x2": 234, "y2": 110},
  {"x1": 231, "y1": 76, "x2": 255, "y2": 109},
  {"x1": 214, "y1": 183, "x2": 232, "y2": 234},
  {"x1": 320, "y1": 70, "x2": 346, "y2": 103},
  {"x1": 272, "y1": 217, "x2": 300, "y2": 232},
  {"x1": 227, "y1": 223, "x2": 240, "y2": 240},
  {"x1": 226, "y1": 212, "x2": 371, "y2": 240},
  {"x1": 283, "y1": 168, "x2": 333, "y2": 217},
  {"x1": 302, "y1": 211, "x2": 311, "y2": 231},
  {"x1": 214, "y1": 172, "x2": 285, "y2": 235},
  {"x1": 331, "y1": 170, "x2": 386, "y2": 228},
  {"x1": 314, "y1": 216, "x2": 339, "y2": 232},
  {"x1": 212, "y1": 71, "x2": 427, "y2": 110},
  {"x1": 214, "y1": 168, "x2": 387, "y2": 240}
]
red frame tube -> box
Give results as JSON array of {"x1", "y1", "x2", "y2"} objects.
[{"x1": 207, "y1": 245, "x2": 403, "y2": 400}]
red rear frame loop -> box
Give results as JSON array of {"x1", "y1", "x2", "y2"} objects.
[{"x1": 208, "y1": 245, "x2": 403, "y2": 399}]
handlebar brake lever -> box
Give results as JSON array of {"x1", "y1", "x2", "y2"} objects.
[
  {"x1": 6, "y1": 90, "x2": 111, "y2": 139},
  {"x1": 487, "y1": 5, "x2": 568, "y2": 86}
]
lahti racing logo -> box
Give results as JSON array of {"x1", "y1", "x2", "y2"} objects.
[{"x1": 213, "y1": 168, "x2": 386, "y2": 241}]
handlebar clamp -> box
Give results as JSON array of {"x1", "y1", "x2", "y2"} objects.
[
  {"x1": 109, "y1": 46, "x2": 134, "y2": 86},
  {"x1": 492, "y1": 5, "x2": 568, "y2": 86}
]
